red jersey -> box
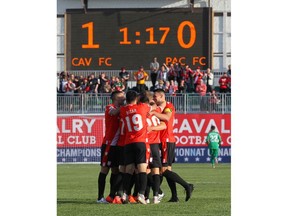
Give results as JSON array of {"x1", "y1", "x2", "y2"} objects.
[
  {"x1": 159, "y1": 102, "x2": 176, "y2": 143},
  {"x1": 218, "y1": 76, "x2": 230, "y2": 89},
  {"x1": 102, "y1": 104, "x2": 120, "y2": 146},
  {"x1": 117, "y1": 120, "x2": 126, "y2": 147},
  {"x1": 120, "y1": 103, "x2": 151, "y2": 145},
  {"x1": 193, "y1": 71, "x2": 204, "y2": 85},
  {"x1": 147, "y1": 107, "x2": 162, "y2": 144}
]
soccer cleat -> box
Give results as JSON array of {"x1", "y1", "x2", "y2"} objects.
[
  {"x1": 128, "y1": 195, "x2": 137, "y2": 204},
  {"x1": 96, "y1": 197, "x2": 109, "y2": 204},
  {"x1": 105, "y1": 195, "x2": 113, "y2": 203},
  {"x1": 145, "y1": 198, "x2": 150, "y2": 204},
  {"x1": 153, "y1": 196, "x2": 160, "y2": 204},
  {"x1": 121, "y1": 193, "x2": 128, "y2": 204},
  {"x1": 212, "y1": 164, "x2": 216, "y2": 168},
  {"x1": 167, "y1": 197, "x2": 179, "y2": 202},
  {"x1": 112, "y1": 196, "x2": 122, "y2": 204},
  {"x1": 185, "y1": 184, "x2": 194, "y2": 202},
  {"x1": 158, "y1": 192, "x2": 165, "y2": 201},
  {"x1": 137, "y1": 194, "x2": 147, "y2": 205},
  {"x1": 133, "y1": 195, "x2": 138, "y2": 202}
]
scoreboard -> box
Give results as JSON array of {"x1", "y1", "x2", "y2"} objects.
[{"x1": 65, "y1": 8, "x2": 212, "y2": 70}]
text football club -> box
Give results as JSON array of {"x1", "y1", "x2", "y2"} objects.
[{"x1": 57, "y1": 114, "x2": 231, "y2": 163}]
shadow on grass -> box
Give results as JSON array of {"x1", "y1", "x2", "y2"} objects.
[{"x1": 57, "y1": 199, "x2": 96, "y2": 205}]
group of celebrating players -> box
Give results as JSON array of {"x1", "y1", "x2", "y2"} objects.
[{"x1": 97, "y1": 89, "x2": 194, "y2": 205}]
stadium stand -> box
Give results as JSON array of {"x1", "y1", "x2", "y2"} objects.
[{"x1": 57, "y1": 68, "x2": 231, "y2": 114}]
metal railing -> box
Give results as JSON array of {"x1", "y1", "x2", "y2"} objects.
[
  {"x1": 57, "y1": 93, "x2": 231, "y2": 114},
  {"x1": 62, "y1": 70, "x2": 226, "y2": 78}
]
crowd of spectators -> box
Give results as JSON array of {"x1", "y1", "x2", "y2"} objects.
[
  {"x1": 57, "y1": 59, "x2": 231, "y2": 99},
  {"x1": 57, "y1": 60, "x2": 231, "y2": 113}
]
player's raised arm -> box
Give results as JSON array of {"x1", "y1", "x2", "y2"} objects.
[
  {"x1": 148, "y1": 121, "x2": 167, "y2": 132},
  {"x1": 151, "y1": 109, "x2": 172, "y2": 122}
]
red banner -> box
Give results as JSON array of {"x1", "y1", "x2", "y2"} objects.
[
  {"x1": 174, "y1": 114, "x2": 231, "y2": 147},
  {"x1": 57, "y1": 115, "x2": 105, "y2": 148},
  {"x1": 57, "y1": 114, "x2": 231, "y2": 148}
]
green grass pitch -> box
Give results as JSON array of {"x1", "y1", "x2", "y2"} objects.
[{"x1": 57, "y1": 163, "x2": 231, "y2": 216}]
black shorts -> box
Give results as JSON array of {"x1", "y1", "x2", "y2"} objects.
[
  {"x1": 116, "y1": 146, "x2": 125, "y2": 166},
  {"x1": 149, "y1": 143, "x2": 162, "y2": 169},
  {"x1": 124, "y1": 142, "x2": 147, "y2": 165},
  {"x1": 160, "y1": 142, "x2": 176, "y2": 167},
  {"x1": 100, "y1": 144, "x2": 119, "y2": 167}
]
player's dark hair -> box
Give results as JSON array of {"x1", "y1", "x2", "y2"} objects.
[
  {"x1": 153, "y1": 88, "x2": 165, "y2": 94},
  {"x1": 211, "y1": 125, "x2": 216, "y2": 130},
  {"x1": 110, "y1": 90, "x2": 123, "y2": 101},
  {"x1": 125, "y1": 90, "x2": 138, "y2": 103},
  {"x1": 139, "y1": 93, "x2": 149, "y2": 104},
  {"x1": 139, "y1": 90, "x2": 153, "y2": 104}
]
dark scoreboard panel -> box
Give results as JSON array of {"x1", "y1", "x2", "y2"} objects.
[{"x1": 65, "y1": 8, "x2": 212, "y2": 70}]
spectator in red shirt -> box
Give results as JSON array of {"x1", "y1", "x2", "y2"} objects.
[
  {"x1": 195, "y1": 79, "x2": 207, "y2": 96},
  {"x1": 218, "y1": 72, "x2": 230, "y2": 93},
  {"x1": 196, "y1": 79, "x2": 207, "y2": 112},
  {"x1": 182, "y1": 65, "x2": 194, "y2": 92},
  {"x1": 193, "y1": 66, "x2": 204, "y2": 91}
]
